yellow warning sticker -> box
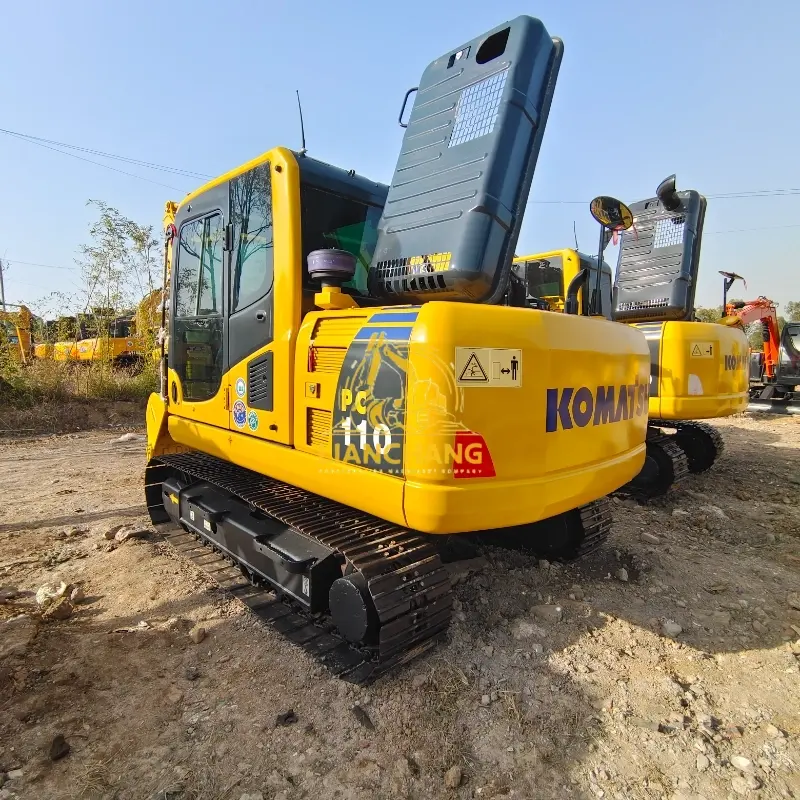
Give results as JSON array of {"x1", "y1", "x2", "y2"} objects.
[
  {"x1": 690, "y1": 342, "x2": 715, "y2": 358},
  {"x1": 455, "y1": 347, "x2": 522, "y2": 387}
]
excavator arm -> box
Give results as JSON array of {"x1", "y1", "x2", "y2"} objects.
[{"x1": 720, "y1": 296, "x2": 780, "y2": 380}]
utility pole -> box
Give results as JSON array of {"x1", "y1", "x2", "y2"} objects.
[{"x1": 0, "y1": 258, "x2": 6, "y2": 310}]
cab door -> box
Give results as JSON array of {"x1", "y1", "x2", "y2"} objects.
[
  {"x1": 168, "y1": 182, "x2": 228, "y2": 430},
  {"x1": 225, "y1": 159, "x2": 292, "y2": 445}
]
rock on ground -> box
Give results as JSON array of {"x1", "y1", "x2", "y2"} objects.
[{"x1": 444, "y1": 765, "x2": 462, "y2": 789}]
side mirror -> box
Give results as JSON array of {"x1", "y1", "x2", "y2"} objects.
[
  {"x1": 656, "y1": 174, "x2": 682, "y2": 211},
  {"x1": 589, "y1": 196, "x2": 634, "y2": 232},
  {"x1": 588, "y1": 196, "x2": 633, "y2": 317}
]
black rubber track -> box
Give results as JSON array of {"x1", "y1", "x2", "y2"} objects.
[
  {"x1": 146, "y1": 452, "x2": 615, "y2": 682},
  {"x1": 482, "y1": 497, "x2": 612, "y2": 561},
  {"x1": 614, "y1": 430, "x2": 690, "y2": 500},
  {"x1": 653, "y1": 419, "x2": 725, "y2": 474},
  {"x1": 149, "y1": 452, "x2": 453, "y2": 685}
]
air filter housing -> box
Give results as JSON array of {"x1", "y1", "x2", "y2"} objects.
[{"x1": 307, "y1": 249, "x2": 357, "y2": 288}]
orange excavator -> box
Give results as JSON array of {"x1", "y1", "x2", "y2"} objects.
[{"x1": 719, "y1": 272, "x2": 800, "y2": 402}]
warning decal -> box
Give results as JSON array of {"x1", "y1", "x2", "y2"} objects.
[
  {"x1": 458, "y1": 353, "x2": 489, "y2": 383},
  {"x1": 455, "y1": 347, "x2": 522, "y2": 388},
  {"x1": 690, "y1": 342, "x2": 714, "y2": 359}
]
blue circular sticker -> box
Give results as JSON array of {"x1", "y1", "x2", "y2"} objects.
[
  {"x1": 235, "y1": 378, "x2": 246, "y2": 398},
  {"x1": 247, "y1": 410, "x2": 259, "y2": 431},
  {"x1": 232, "y1": 400, "x2": 247, "y2": 428}
]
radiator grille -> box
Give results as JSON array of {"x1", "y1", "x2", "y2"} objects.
[
  {"x1": 311, "y1": 348, "x2": 346, "y2": 374},
  {"x1": 307, "y1": 408, "x2": 331, "y2": 449},
  {"x1": 653, "y1": 216, "x2": 686, "y2": 249},
  {"x1": 311, "y1": 316, "x2": 364, "y2": 340}
]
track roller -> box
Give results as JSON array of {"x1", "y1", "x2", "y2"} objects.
[
  {"x1": 616, "y1": 430, "x2": 689, "y2": 499},
  {"x1": 329, "y1": 571, "x2": 379, "y2": 644}
]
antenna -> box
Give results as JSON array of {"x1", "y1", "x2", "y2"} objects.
[
  {"x1": 296, "y1": 90, "x2": 307, "y2": 156},
  {"x1": 573, "y1": 220, "x2": 579, "y2": 251}
]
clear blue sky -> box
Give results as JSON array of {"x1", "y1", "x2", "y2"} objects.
[{"x1": 1, "y1": 0, "x2": 798, "y2": 314}]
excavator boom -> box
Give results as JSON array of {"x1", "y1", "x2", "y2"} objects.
[{"x1": 721, "y1": 296, "x2": 780, "y2": 380}]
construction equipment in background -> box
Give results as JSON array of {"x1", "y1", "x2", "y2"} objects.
[
  {"x1": 514, "y1": 174, "x2": 751, "y2": 497},
  {"x1": 32, "y1": 309, "x2": 148, "y2": 368},
  {"x1": 144, "y1": 16, "x2": 652, "y2": 682},
  {"x1": 718, "y1": 287, "x2": 800, "y2": 402},
  {"x1": 510, "y1": 249, "x2": 612, "y2": 315},
  {"x1": 0, "y1": 304, "x2": 36, "y2": 364},
  {"x1": 71, "y1": 314, "x2": 144, "y2": 367},
  {"x1": 607, "y1": 174, "x2": 750, "y2": 495},
  {"x1": 33, "y1": 316, "x2": 80, "y2": 361}
]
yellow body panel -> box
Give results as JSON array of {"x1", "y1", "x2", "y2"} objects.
[
  {"x1": 48, "y1": 341, "x2": 79, "y2": 361},
  {"x1": 638, "y1": 321, "x2": 750, "y2": 420},
  {"x1": 149, "y1": 148, "x2": 650, "y2": 536},
  {"x1": 36, "y1": 336, "x2": 144, "y2": 363},
  {"x1": 74, "y1": 336, "x2": 145, "y2": 362},
  {"x1": 516, "y1": 249, "x2": 750, "y2": 422},
  {"x1": 154, "y1": 302, "x2": 649, "y2": 535}
]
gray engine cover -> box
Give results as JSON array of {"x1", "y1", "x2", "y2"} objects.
[
  {"x1": 368, "y1": 16, "x2": 563, "y2": 304},
  {"x1": 612, "y1": 189, "x2": 707, "y2": 323}
]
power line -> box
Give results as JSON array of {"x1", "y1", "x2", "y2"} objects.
[
  {"x1": 5, "y1": 220, "x2": 800, "y2": 276},
  {"x1": 3, "y1": 126, "x2": 800, "y2": 205},
  {"x1": 1, "y1": 130, "x2": 186, "y2": 192},
  {"x1": 530, "y1": 190, "x2": 800, "y2": 205},
  {"x1": 705, "y1": 223, "x2": 800, "y2": 235},
  {"x1": 0, "y1": 128, "x2": 211, "y2": 180},
  {"x1": 4, "y1": 259, "x2": 77, "y2": 271}
]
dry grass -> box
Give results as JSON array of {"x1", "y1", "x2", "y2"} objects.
[
  {"x1": 409, "y1": 660, "x2": 475, "y2": 772},
  {"x1": 424, "y1": 659, "x2": 472, "y2": 716},
  {"x1": 72, "y1": 751, "x2": 121, "y2": 798},
  {"x1": 0, "y1": 357, "x2": 155, "y2": 435},
  {"x1": 1, "y1": 358, "x2": 156, "y2": 406}
]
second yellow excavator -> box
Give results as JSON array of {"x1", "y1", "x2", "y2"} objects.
[
  {"x1": 0, "y1": 304, "x2": 36, "y2": 364},
  {"x1": 513, "y1": 175, "x2": 750, "y2": 497},
  {"x1": 144, "y1": 17, "x2": 652, "y2": 681}
]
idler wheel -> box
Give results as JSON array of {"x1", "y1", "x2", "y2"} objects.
[{"x1": 329, "y1": 571, "x2": 378, "y2": 645}]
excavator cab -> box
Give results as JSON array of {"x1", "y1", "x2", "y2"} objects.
[{"x1": 510, "y1": 250, "x2": 613, "y2": 315}]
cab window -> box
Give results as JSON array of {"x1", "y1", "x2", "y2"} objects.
[
  {"x1": 173, "y1": 214, "x2": 224, "y2": 401},
  {"x1": 299, "y1": 183, "x2": 382, "y2": 295},
  {"x1": 512, "y1": 256, "x2": 564, "y2": 300},
  {"x1": 230, "y1": 163, "x2": 273, "y2": 312},
  {"x1": 176, "y1": 216, "x2": 223, "y2": 316}
]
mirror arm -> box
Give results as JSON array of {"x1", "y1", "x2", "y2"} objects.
[
  {"x1": 592, "y1": 222, "x2": 607, "y2": 316},
  {"x1": 565, "y1": 268, "x2": 589, "y2": 315}
]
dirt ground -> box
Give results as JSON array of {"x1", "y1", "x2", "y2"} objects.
[{"x1": 1, "y1": 412, "x2": 799, "y2": 800}]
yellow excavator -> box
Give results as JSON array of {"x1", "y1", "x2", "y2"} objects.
[
  {"x1": 0, "y1": 304, "x2": 36, "y2": 364},
  {"x1": 33, "y1": 304, "x2": 158, "y2": 368},
  {"x1": 144, "y1": 17, "x2": 652, "y2": 681},
  {"x1": 513, "y1": 174, "x2": 749, "y2": 497}
]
